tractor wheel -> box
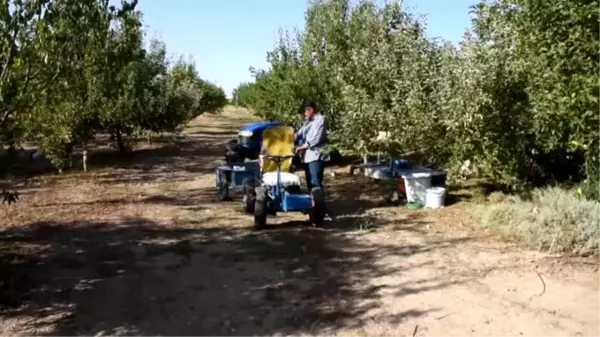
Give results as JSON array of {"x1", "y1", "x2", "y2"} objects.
[
  {"x1": 242, "y1": 178, "x2": 256, "y2": 213},
  {"x1": 309, "y1": 187, "x2": 326, "y2": 228},
  {"x1": 216, "y1": 171, "x2": 230, "y2": 201},
  {"x1": 254, "y1": 186, "x2": 268, "y2": 229}
]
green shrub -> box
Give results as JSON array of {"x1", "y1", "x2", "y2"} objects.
[
  {"x1": 473, "y1": 187, "x2": 599, "y2": 255},
  {"x1": 579, "y1": 177, "x2": 599, "y2": 202}
]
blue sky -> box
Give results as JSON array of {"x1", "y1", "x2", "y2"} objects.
[{"x1": 137, "y1": 0, "x2": 477, "y2": 97}]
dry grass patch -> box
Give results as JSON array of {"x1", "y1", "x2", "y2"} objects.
[{"x1": 473, "y1": 187, "x2": 599, "y2": 255}]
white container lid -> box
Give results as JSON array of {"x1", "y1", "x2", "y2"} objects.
[
  {"x1": 402, "y1": 172, "x2": 431, "y2": 178},
  {"x1": 426, "y1": 187, "x2": 446, "y2": 193}
]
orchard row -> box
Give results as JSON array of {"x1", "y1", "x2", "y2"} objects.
[{"x1": 233, "y1": 0, "x2": 598, "y2": 199}]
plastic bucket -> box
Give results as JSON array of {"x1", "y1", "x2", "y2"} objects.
[
  {"x1": 363, "y1": 165, "x2": 378, "y2": 177},
  {"x1": 425, "y1": 187, "x2": 446, "y2": 209},
  {"x1": 364, "y1": 165, "x2": 392, "y2": 179},
  {"x1": 371, "y1": 167, "x2": 392, "y2": 180},
  {"x1": 403, "y1": 173, "x2": 431, "y2": 205}
]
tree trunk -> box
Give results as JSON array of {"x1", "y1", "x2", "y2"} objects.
[
  {"x1": 7, "y1": 141, "x2": 17, "y2": 159},
  {"x1": 82, "y1": 142, "x2": 88, "y2": 172},
  {"x1": 115, "y1": 130, "x2": 127, "y2": 155},
  {"x1": 6, "y1": 130, "x2": 17, "y2": 159}
]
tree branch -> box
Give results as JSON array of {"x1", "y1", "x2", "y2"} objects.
[
  {"x1": 0, "y1": 106, "x2": 13, "y2": 127},
  {"x1": 0, "y1": 15, "x2": 21, "y2": 85},
  {"x1": 19, "y1": 59, "x2": 34, "y2": 96}
]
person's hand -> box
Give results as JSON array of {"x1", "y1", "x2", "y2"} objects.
[{"x1": 295, "y1": 144, "x2": 307, "y2": 152}]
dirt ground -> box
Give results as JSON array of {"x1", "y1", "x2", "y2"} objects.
[{"x1": 0, "y1": 107, "x2": 598, "y2": 336}]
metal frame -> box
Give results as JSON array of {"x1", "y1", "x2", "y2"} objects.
[
  {"x1": 259, "y1": 154, "x2": 311, "y2": 213},
  {"x1": 215, "y1": 161, "x2": 260, "y2": 192}
]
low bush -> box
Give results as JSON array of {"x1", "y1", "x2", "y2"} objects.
[
  {"x1": 580, "y1": 168, "x2": 599, "y2": 201},
  {"x1": 473, "y1": 187, "x2": 599, "y2": 255}
]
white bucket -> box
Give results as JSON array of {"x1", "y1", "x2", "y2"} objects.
[
  {"x1": 425, "y1": 187, "x2": 446, "y2": 209},
  {"x1": 370, "y1": 167, "x2": 392, "y2": 180},
  {"x1": 403, "y1": 173, "x2": 431, "y2": 205},
  {"x1": 362, "y1": 164, "x2": 379, "y2": 177}
]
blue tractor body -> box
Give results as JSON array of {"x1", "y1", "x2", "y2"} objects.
[
  {"x1": 217, "y1": 121, "x2": 281, "y2": 203},
  {"x1": 237, "y1": 121, "x2": 281, "y2": 155},
  {"x1": 274, "y1": 185, "x2": 313, "y2": 212}
]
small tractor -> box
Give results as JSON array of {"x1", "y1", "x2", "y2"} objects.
[{"x1": 215, "y1": 122, "x2": 326, "y2": 228}]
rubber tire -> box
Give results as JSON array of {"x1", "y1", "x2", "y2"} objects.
[
  {"x1": 216, "y1": 171, "x2": 230, "y2": 201},
  {"x1": 309, "y1": 187, "x2": 326, "y2": 227},
  {"x1": 242, "y1": 178, "x2": 256, "y2": 213},
  {"x1": 254, "y1": 186, "x2": 268, "y2": 229}
]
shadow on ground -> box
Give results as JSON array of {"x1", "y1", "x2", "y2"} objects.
[
  {"x1": 29, "y1": 186, "x2": 216, "y2": 213},
  {"x1": 0, "y1": 216, "x2": 467, "y2": 336},
  {"x1": 323, "y1": 174, "x2": 406, "y2": 231},
  {"x1": 85, "y1": 131, "x2": 233, "y2": 182},
  {"x1": 5, "y1": 124, "x2": 239, "y2": 185}
]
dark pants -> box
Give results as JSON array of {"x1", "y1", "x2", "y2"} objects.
[{"x1": 304, "y1": 160, "x2": 325, "y2": 191}]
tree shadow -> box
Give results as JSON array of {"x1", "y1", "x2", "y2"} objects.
[
  {"x1": 444, "y1": 192, "x2": 473, "y2": 206},
  {"x1": 0, "y1": 216, "x2": 467, "y2": 336},
  {"x1": 323, "y1": 174, "x2": 414, "y2": 231},
  {"x1": 86, "y1": 138, "x2": 227, "y2": 175},
  {"x1": 444, "y1": 180, "x2": 503, "y2": 206},
  {"x1": 4, "y1": 125, "x2": 238, "y2": 185},
  {"x1": 29, "y1": 189, "x2": 214, "y2": 211}
]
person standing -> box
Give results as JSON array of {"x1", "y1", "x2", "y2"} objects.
[{"x1": 295, "y1": 100, "x2": 328, "y2": 192}]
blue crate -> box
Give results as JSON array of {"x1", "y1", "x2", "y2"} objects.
[{"x1": 282, "y1": 191, "x2": 312, "y2": 212}]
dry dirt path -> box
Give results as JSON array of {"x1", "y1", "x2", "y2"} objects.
[{"x1": 0, "y1": 107, "x2": 598, "y2": 336}]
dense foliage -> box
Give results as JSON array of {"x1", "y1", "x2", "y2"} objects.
[
  {"x1": 233, "y1": 0, "x2": 599, "y2": 199},
  {"x1": 0, "y1": 0, "x2": 227, "y2": 173}
]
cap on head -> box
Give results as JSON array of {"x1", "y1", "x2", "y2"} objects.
[{"x1": 299, "y1": 99, "x2": 318, "y2": 113}]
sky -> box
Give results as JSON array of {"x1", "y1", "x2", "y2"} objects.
[{"x1": 137, "y1": 0, "x2": 477, "y2": 98}]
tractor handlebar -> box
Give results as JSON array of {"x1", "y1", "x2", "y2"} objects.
[{"x1": 261, "y1": 154, "x2": 295, "y2": 163}]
